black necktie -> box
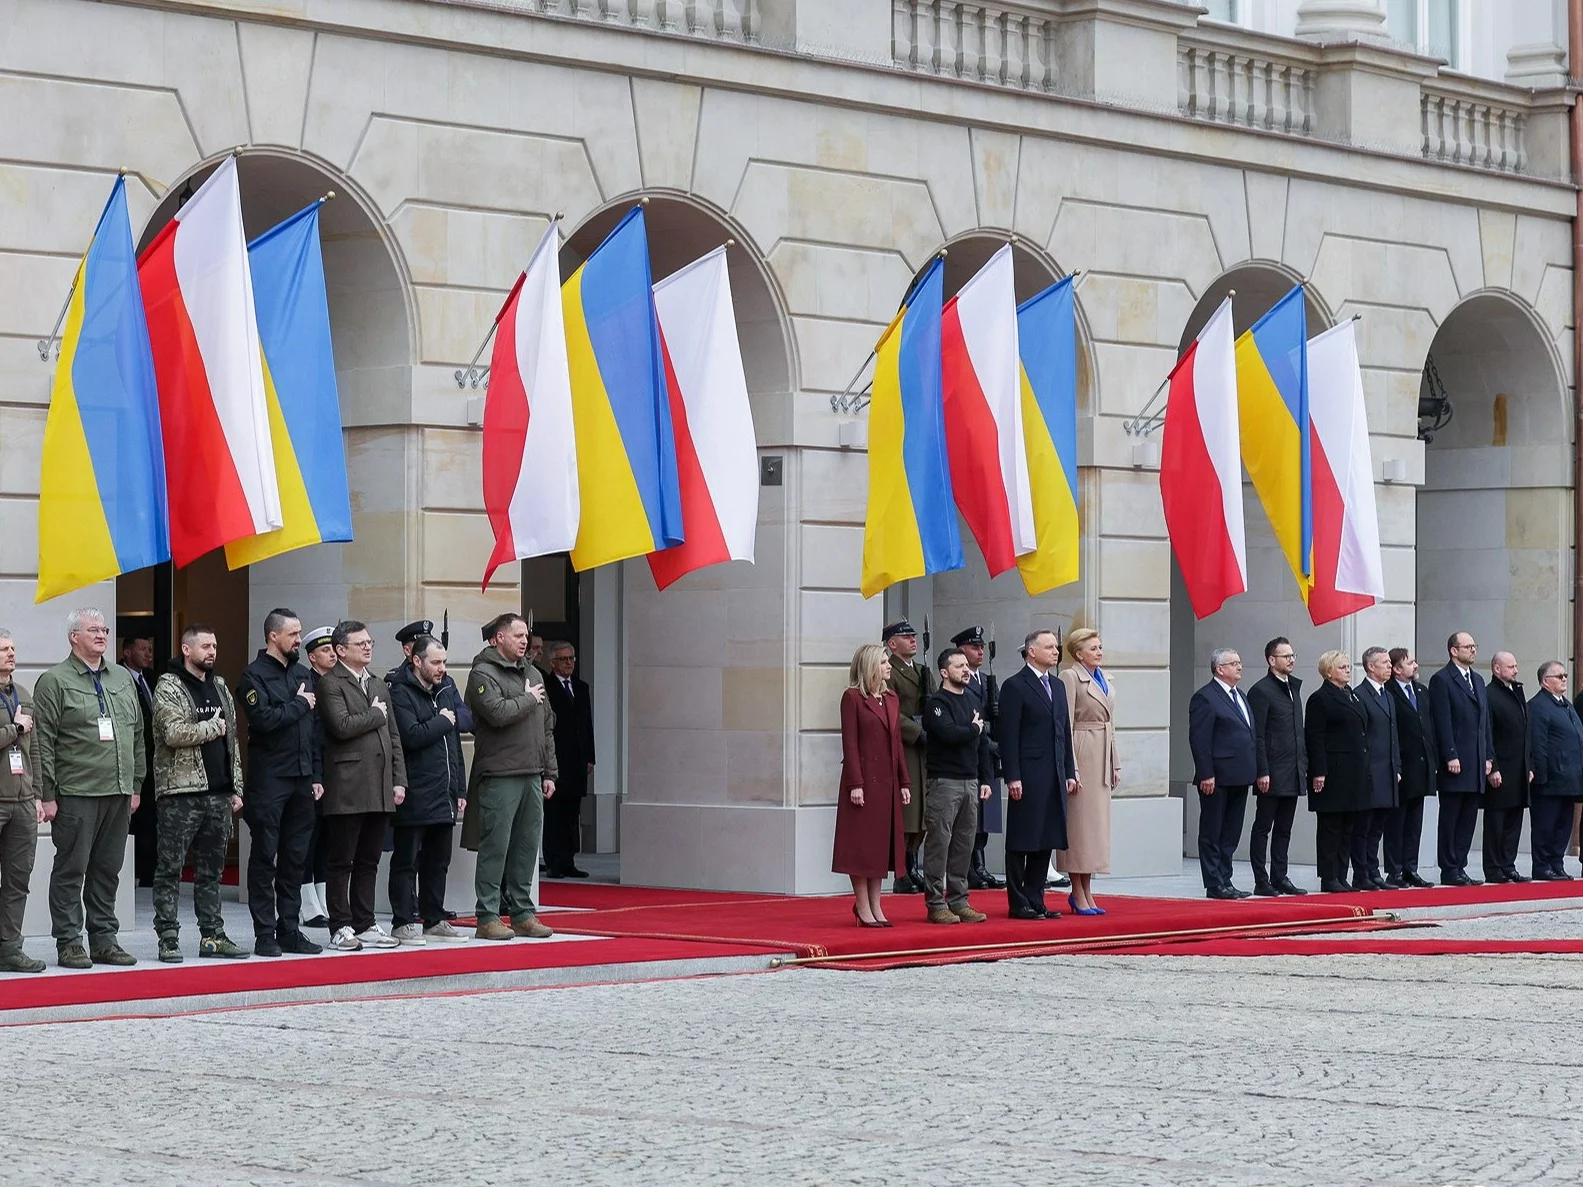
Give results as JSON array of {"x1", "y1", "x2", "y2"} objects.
[{"x1": 1464, "y1": 669, "x2": 1475, "y2": 696}]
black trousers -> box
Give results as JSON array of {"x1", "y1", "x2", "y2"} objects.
[
  {"x1": 1005, "y1": 849, "x2": 1051, "y2": 915},
  {"x1": 1349, "y1": 809, "x2": 1386, "y2": 883},
  {"x1": 130, "y1": 785, "x2": 157, "y2": 887},
  {"x1": 325, "y1": 812, "x2": 388, "y2": 935},
  {"x1": 1437, "y1": 792, "x2": 1481, "y2": 878},
  {"x1": 1197, "y1": 785, "x2": 1249, "y2": 890},
  {"x1": 542, "y1": 786, "x2": 584, "y2": 871},
  {"x1": 1250, "y1": 795, "x2": 1297, "y2": 884},
  {"x1": 242, "y1": 777, "x2": 315, "y2": 938},
  {"x1": 389, "y1": 823, "x2": 453, "y2": 928},
  {"x1": 1314, "y1": 811, "x2": 1356, "y2": 885},
  {"x1": 1382, "y1": 797, "x2": 1426, "y2": 878},
  {"x1": 1530, "y1": 796, "x2": 1574, "y2": 874},
  {"x1": 1482, "y1": 805, "x2": 1524, "y2": 877},
  {"x1": 305, "y1": 808, "x2": 328, "y2": 885}
]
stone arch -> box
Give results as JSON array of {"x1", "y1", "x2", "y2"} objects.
[
  {"x1": 563, "y1": 191, "x2": 797, "y2": 403},
  {"x1": 1415, "y1": 289, "x2": 1571, "y2": 668},
  {"x1": 1167, "y1": 264, "x2": 1337, "y2": 801},
  {"x1": 117, "y1": 147, "x2": 416, "y2": 688}
]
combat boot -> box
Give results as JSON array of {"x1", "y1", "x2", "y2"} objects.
[
  {"x1": 158, "y1": 935, "x2": 183, "y2": 963},
  {"x1": 0, "y1": 950, "x2": 45, "y2": 973},
  {"x1": 475, "y1": 918, "x2": 514, "y2": 941},
  {"x1": 511, "y1": 915, "x2": 554, "y2": 939},
  {"x1": 199, "y1": 933, "x2": 250, "y2": 960}
]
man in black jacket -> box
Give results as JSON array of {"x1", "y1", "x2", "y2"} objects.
[
  {"x1": 543, "y1": 641, "x2": 595, "y2": 879},
  {"x1": 235, "y1": 608, "x2": 323, "y2": 957},
  {"x1": 921, "y1": 648, "x2": 992, "y2": 925},
  {"x1": 387, "y1": 636, "x2": 467, "y2": 944},
  {"x1": 1384, "y1": 648, "x2": 1437, "y2": 888},
  {"x1": 1530, "y1": 662, "x2": 1583, "y2": 880},
  {"x1": 1247, "y1": 637, "x2": 1307, "y2": 896},
  {"x1": 1484, "y1": 651, "x2": 1531, "y2": 883}
]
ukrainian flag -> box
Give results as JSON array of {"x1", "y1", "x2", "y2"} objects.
[
  {"x1": 226, "y1": 201, "x2": 353, "y2": 569},
  {"x1": 1235, "y1": 285, "x2": 1310, "y2": 584},
  {"x1": 564, "y1": 208, "x2": 683, "y2": 571},
  {"x1": 860, "y1": 258, "x2": 962, "y2": 598},
  {"x1": 1015, "y1": 277, "x2": 1079, "y2": 595},
  {"x1": 36, "y1": 176, "x2": 168, "y2": 603}
]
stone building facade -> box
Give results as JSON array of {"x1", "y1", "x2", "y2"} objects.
[{"x1": 0, "y1": 0, "x2": 1574, "y2": 890}]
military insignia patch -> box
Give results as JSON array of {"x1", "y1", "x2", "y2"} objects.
[
  {"x1": 477, "y1": 684, "x2": 486, "y2": 694},
  {"x1": 933, "y1": 705, "x2": 942, "y2": 716},
  {"x1": 245, "y1": 689, "x2": 258, "y2": 705}
]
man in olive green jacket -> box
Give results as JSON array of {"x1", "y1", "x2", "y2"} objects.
[
  {"x1": 34, "y1": 608, "x2": 145, "y2": 969},
  {"x1": 0, "y1": 630, "x2": 43, "y2": 973},
  {"x1": 464, "y1": 613, "x2": 557, "y2": 941}
]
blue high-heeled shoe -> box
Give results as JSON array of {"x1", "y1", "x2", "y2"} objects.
[{"x1": 1068, "y1": 893, "x2": 1105, "y2": 917}]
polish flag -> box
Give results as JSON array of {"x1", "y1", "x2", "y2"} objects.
[
  {"x1": 139, "y1": 156, "x2": 280, "y2": 567},
  {"x1": 647, "y1": 246, "x2": 758, "y2": 590},
  {"x1": 482, "y1": 220, "x2": 578, "y2": 590},
  {"x1": 1305, "y1": 319, "x2": 1383, "y2": 625},
  {"x1": 941, "y1": 245, "x2": 1036, "y2": 575},
  {"x1": 1161, "y1": 297, "x2": 1246, "y2": 618}
]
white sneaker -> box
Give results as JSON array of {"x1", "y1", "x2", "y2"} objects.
[
  {"x1": 329, "y1": 927, "x2": 362, "y2": 952},
  {"x1": 356, "y1": 925, "x2": 399, "y2": 949},
  {"x1": 392, "y1": 923, "x2": 427, "y2": 947},
  {"x1": 422, "y1": 920, "x2": 469, "y2": 943}
]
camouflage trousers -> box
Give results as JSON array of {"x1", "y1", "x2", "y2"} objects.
[{"x1": 153, "y1": 792, "x2": 234, "y2": 940}]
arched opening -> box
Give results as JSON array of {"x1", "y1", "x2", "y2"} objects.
[
  {"x1": 1167, "y1": 265, "x2": 1334, "y2": 861},
  {"x1": 551, "y1": 194, "x2": 796, "y2": 884},
  {"x1": 1415, "y1": 292, "x2": 1571, "y2": 668}
]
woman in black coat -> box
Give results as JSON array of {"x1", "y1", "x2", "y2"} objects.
[
  {"x1": 1305, "y1": 650, "x2": 1370, "y2": 892},
  {"x1": 386, "y1": 640, "x2": 467, "y2": 942}
]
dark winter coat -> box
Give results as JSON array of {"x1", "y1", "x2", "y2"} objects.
[{"x1": 388, "y1": 663, "x2": 465, "y2": 827}]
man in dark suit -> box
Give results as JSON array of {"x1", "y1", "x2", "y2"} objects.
[
  {"x1": 997, "y1": 629, "x2": 1075, "y2": 919},
  {"x1": 121, "y1": 632, "x2": 157, "y2": 886},
  {"x1": 1384, "y1": 648, "x2": 1437, "y2": 887},
  {"x1": 1247, "y1": 637, "x2": 1306, "y2": 896},
  {"x1": 1529, "y1": 662, "x2": 1583, "y2": 880},
  {"x1": 884, "y1": 621, "x2": 932, "y2": 894},
  {"x1": 1428, "y1": 631, "x2": 1493, "y2": 885},
  {"x1": 1483, "y1": 651, "x2": 1530, "y2": 883},
  {"x1": 954, "y1": 625, "x2": 1004, "y2": 891},
  {"x1": 1353, "y1": 647, "x2": 1401, "y2": 890},
  {"x1": 543, "y1": 640, "x2": 595, "y2": 879},
  {"x1": 1188, "y1": 647, "x2": 1261, "y2": 900}
]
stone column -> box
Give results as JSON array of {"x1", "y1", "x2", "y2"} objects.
[{"x1": 1293, "y1": 0, "x2": 1388, "y2": 42}]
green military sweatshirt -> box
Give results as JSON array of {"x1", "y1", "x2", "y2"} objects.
[{"x1": 33, "y1": 654, "x2": 146, "y2": 802}]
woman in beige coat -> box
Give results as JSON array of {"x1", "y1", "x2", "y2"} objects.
[{"x1": 1058, "y1": 628, "x2": 1120, "y2": 914}]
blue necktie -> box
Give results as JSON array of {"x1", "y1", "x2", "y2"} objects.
[{"x1": 1039, "y1": 672, "x2": 1052, "y2": 701}]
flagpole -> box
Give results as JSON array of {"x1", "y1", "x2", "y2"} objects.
[
  {"x1": 456, "y1": 211, "x2": 563, "y2": 389},
  {"x1": 1124, "y1": 288, "x2": 1237, "y2": 437}
]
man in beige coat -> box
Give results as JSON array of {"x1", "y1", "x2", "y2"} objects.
[{"x1": 317, "y1": 620, "x2": 407, "y2": 952}]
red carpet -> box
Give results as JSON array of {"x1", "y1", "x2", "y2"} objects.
[
  {"x1": 539, "y1": 883, "x2": 784, "y2": 911},
  {"x1": 550, "y1": 891, "x2": 1371, "y2": 968},
  {"x1": 1303, "y1": 880, "x2": 1583, "y2": 913},
  {"x1": 0, "y1": 936, "x2": 774, "y2": 1017}
]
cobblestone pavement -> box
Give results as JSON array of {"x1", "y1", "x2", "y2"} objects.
[{"x1": 5, "y1": 937, "x2": 1583, "y2": 1187}]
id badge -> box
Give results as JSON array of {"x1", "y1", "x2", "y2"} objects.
[
  {"x1": 7, "y1": 748, "x2": 21, "y2": 775},
  {"x1": 98, "y1": 716, "x2": 115, "y2": 742}
]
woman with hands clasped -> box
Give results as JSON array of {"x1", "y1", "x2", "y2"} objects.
[
  {"x1": 832, "y1": 643, "x2": 912, "y2": 927},
  {"x1": 1058, "y1": 629, "x2": 1120, "y2": 916},
  {"x1": 1304, "y1": 650, "x2": 1371, "y2": 893}
]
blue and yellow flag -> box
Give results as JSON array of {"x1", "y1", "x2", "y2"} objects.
[
  {"x1": 563, "y1": 207, "x2": 683, "y2": 571},
  {"x1": 1234, "y1": 285, "x2": 1310, "y2": 583},
  {"x1": 861, "y1": 258, "x2": 962, "y2": 598},
  {"x1": 37, "y1": 176, "x2": 168, "y2": 602},
  {"x1": 1015, "y1": 277, "x2": 1079, "y2": 595},
  {"x1": 226, "y1": 201, "x2": 352, "y2": 568}
]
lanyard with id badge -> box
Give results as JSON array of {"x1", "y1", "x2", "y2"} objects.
[
  {"x1": 1, "y1": 684, "x2": 22, "y2": 775},
  {"x1": 89, "y1": 668, "x2": 115, "y2": 742}
]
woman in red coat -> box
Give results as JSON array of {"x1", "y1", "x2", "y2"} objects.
[{"x1": 833, "y1": 643, "x2": 911, "y2": 926}]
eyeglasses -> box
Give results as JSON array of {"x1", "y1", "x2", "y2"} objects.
[{"x1": 76, "y1": 627, "x2": 110, "y2": 637}]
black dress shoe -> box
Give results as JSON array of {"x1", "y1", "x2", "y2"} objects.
[
  {"x1": 1402, "y1": 872, "x2": 1433, "y2": 888},
  {"x1": 1383, "y1": 875, "x2": 1404, "y2": 889},
  {"x1": 1229, "y1": 886, "x2": 1252, "y2": 899},
  {"x1": 1009, "y1": 907, "x2": 1044, "y2": 920},
  {"x1": 1485, "y1": 870, "x2": 1512, "y2": 884},
  {"x1": 254, "y1": 935, "x2": 283, "y2": 958},
  {"x1": 301, "y1": 915, "x2": 329, "y2": 930},
  {"x1": 1205, "y1": 886, "x2": 1238, "y2": 900},
  {"x1": 967, "y1": 869, "x2": 994, "y2": 890},
  {"x1": 1508, "y1": 871, "x2": 1531, "y2": 883},
  {"x1": 1319, "y1": 879, "x2": 1353, "y2": 893},
  {"x1": 1443, "y1": 872, "x2": 1474, "y2": 886},
  {"x1": 1465, "y1": 875, "x2": 1484, "y2": 885},
  {"x1": 1253, "y1": 882, "x2": 1279, "y2": 897},
  {"x1": 551, "y1": 866, "x2": 590, "y2": 879},
  {"x1": 1037, "y1": 907, "x2": 1062, "y2": 919},
  {"x1": 1047, "y1": 874, "x2": 1071, "y2": 890},
  {"x1": 1533, "y1": 869, "x2": 1563, "y2": 881},
  {"x1": 1274, "y1": 878, "x2": 1308, "y2": 896},
  {"x1": 1367, "y1": 877, "x2": 1390, "y2": 890}
]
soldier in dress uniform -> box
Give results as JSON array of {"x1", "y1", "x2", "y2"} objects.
[
  {"x1": 883, "y1": 621, "x2": 931, "y2": 894},
  {"x1": 953, "y1": 626, "x2": 1004, "y2": 890}
]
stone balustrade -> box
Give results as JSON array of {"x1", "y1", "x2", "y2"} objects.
[
  {"x1": 448, "y1": 0, "x2": 759, "y2": 41},
  {"x1": 889, "y1": 1, "x2": 1059, "y2": 91},
  {"x1": 1177, "y1": 26, "x2": 1318, "y2": 135},
  {"x1": 1420, "y1": 79, "x2": 1529, "y2": 175}
]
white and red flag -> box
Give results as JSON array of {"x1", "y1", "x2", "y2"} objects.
[
  {"x1": 481, "y1": 220, "x2": 579, "y2": 590},
  {"x1": 138, "y1": 156, "x2": 280, "y2": 567},
  {"x1": 647, "y1": 245, "x2": 758, "y2": 589},
  {"x1": 1161, "y1": 297, "x2": 1246, "y2": 618},
  {"x1": 940, "y1": 245, "x2": 1036, "y2": 575},
  {"x1": 1304, "y1": 319, "x2": 1383, "y2": 624}
]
